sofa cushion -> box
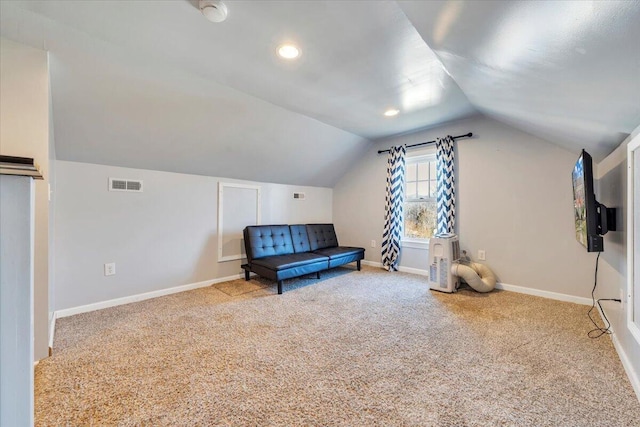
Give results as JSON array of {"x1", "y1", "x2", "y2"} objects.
[
  {"x1": 243, "y1": 225, "x2": 294, "y2": 261},
  {"x1": 252, "y1": 252, "x2": 329, "y2": 271},
  {"x1": 306, "y1": 224, "x2": 339, "y2": 250},
  {"x1": 289, "y1": 225, "x2": 311, "y2": 253},
  {"x1": 312, "y1": 246, "x2": 364, "y2": 260}
]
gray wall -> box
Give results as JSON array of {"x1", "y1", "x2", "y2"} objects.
[
  {"x1": 333, "y1": 115, "x2": 597, "y2": 298},
  {"x1": 0, "y1": 37, "x2": 51, "y2": 360},
  {"x1": 54, "y1": 160, "x2": 332, "y2": 311}
]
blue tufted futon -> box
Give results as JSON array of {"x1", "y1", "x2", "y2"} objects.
[{"x1": 242, "y1": 224, "x2": 365, "y2": 294}]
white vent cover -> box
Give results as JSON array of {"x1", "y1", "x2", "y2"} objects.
[
  {"x1": 293, "y1": 192, "x2": 305, "y2": 200},
  {"x1": 109, "y1": 178, "x2": 143, "y2": 192}
]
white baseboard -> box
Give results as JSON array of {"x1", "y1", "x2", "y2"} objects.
[
  {"x1": 597, "y1": 303, "x2": 640, "y2": 402},
  {"x1": 364, "y1": 260, "x2": 592, "y2": 305},
  {"x1": 610, "y1": 328, "x2": 640, "y2": 402},
  {"x1": 361, "y1": 260, "x2": 428, "y2": 276},
  {"x1": 362, "y1": 260, "x2": 383, "y2": 268},
  {"x1": 55, "y1": 273, "x2": 247, "y2": 319},
  {"x1": 398, "y1": 266, "x2": 428, "y2": 276},
  {"x1": 495, "y1": 282, "x2": 592, "y2": 306}
]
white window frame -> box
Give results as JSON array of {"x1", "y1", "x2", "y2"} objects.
[{"x1": 402, "y1": 151, "x2": 437, "y2": 249}]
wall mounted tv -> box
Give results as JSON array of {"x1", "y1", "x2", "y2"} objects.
[{"x1": 572, "y1": 149, "x2": 616, "y2": 252}]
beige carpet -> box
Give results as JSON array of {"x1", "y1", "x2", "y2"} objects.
[{"x1": 36, "y1": 266, "x2": 640, "y2": 426}]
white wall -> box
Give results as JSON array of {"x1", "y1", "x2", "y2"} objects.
[
  {"x1": 596, "y1": 125, "x2": 640, "y2": 398},
  {"x1": 54, "y1": 161, "x2": 332, "y2": 311},
  {"x1": 334, "y1": 115, "x2": 597, "y2": 299},
  {"x1": 0, "y1": 37, "x2": 50, "y2": 360}
]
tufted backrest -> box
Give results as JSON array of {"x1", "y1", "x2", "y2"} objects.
[
  {"x1": 306, "y1": 224, "x2": 339, "y2": 251},
  {"x1": 243, "y1": 225, "x2": 294, "y2": 261},
  {"x1": 289, "y1": 225, "x2": 311, "y2": 253}
]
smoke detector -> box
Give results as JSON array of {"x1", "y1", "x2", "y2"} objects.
[{"x1": 199, "y1": 0, "x2": 228, "y2": 23}]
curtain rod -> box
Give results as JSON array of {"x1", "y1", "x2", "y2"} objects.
[{"x1": 377, "y1": 132, "x2": 473, "y2": 154}]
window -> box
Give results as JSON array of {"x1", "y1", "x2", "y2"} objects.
[{"x1": 404, "y1": 154, "x2": 437, "y2": 240}]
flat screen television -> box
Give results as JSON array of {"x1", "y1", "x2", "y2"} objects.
[{"x1": 572, "y1": 149, "x2": 616, "y2": 252}]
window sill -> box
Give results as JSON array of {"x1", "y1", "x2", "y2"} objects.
[{"x1": 401, "y1": 239, "x2": 430, "y2": 250}]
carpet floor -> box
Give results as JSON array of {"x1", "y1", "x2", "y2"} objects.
[{"x1": 36, "y1": 266, "x2": 640, "y2": 426}]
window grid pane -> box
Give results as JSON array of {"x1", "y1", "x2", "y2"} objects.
[
  {"x1": 404, "y1": 155, "x2": 437, "y2": 239},
  {"x1": 406, "y1": 163, "x2": 417, "y2": 183},
  {"x1": 409, "y1": 182, "x2": 418, "y2": 199},
  {"x1": 417, "y1": 181, "x2": 429, "y2": 198},
  {"x1": 406, "y1": 158, "x2": 437, "y2": 200},
  {"x1": 417, "y1": 162, "x2": 428, "y2": 181}
]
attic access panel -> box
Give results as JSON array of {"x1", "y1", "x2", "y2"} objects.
[{"x1": 217, "y1": 182, "x2": 261, "y2": 262}]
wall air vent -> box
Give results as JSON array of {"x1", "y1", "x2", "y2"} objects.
[
  {"x1": 109, "y1": 178, "x2": 143, "y2": 192},
  {"x1": 293, "y1": 192, "x2": 305, "y2": 200}
]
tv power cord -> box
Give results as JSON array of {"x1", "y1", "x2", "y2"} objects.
[{"x1": 587, "y1": 251, "x2": 622, "y2": 339}]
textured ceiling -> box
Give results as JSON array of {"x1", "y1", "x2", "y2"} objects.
[
  {"x1": 398, "y1": 0, "x2": 640, "y2": 160},
  {"x1": 1, "y1": 0, "x2": 638, "y2": 186}
]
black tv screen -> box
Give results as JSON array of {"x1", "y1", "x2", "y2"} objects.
[{"x1": 572, "y1": 150, "x2": 603, "y2": 252}]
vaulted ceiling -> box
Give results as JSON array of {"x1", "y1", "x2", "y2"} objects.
[{"x1": 1, "y1": 1, "x2": 639, "y2": 186}]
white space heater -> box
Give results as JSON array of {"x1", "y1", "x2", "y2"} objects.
[{"x1": 428, "y1": 234, "x2": 461, "y2": 293}]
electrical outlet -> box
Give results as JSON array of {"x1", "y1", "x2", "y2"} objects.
[
  {"x1": 371, "y1": 240, "x2": 376, "y2": 248},
  {"x1": 478, "y1": 250, "x2": 486, "y2": 261},
  {"x1": 104, "y1": 262, "x2": 116, "y2": 276}
]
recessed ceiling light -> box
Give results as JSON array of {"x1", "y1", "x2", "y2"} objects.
[
  {"x1": 384, "y1": 109, "x2": 400, "y2": 117},
  {"x1": 277, "y1": 44, "x2": 300, "y2": 59}
]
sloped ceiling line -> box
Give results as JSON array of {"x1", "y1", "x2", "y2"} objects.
[{"x1": 1, "y1": 0, "x2": 639, "y2": 187}]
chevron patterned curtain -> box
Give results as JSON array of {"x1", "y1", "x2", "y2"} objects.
[
  {"x1": 381, "y1": 145, "x2": 406, "y2": 271},
  {"x1": 436, "y1": 135, "x2": 456, "y2": 235}
]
